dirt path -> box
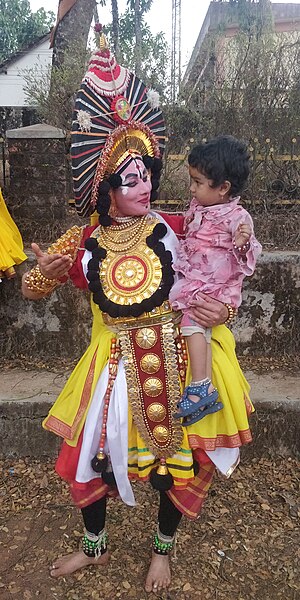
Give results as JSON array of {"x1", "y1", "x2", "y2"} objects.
[{"x1": 0, "y1": 456, "x2": 299, "y2": 600}]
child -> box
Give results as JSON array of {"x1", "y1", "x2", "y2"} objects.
[{"x1": 169, "y1": 135, "x2": 262, "y2": 426}]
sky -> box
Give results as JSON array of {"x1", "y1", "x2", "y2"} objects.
[{"x1": 29, "y1": 0, "x2": 299, "y2": 70}]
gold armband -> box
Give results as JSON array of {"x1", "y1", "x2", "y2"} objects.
[
  {"x1": 223, "y1": 303, "x2": 237, "y2": 325},
  {"x1": 47, "y1": 225, "x2": 83, "y2": 258},
  {"x1": 25, "y1": 227, "x2": 83, "y2": 294},
  {"x1": 24, "y1": 266, "x2": 59, "y2": 294}
]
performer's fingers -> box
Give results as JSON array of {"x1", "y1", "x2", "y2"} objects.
[{"x1": 31, "y1": 242, "x2": 45, "y2": 258}]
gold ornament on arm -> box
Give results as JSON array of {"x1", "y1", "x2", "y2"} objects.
[
  {"x1": 24, "y1": 266, "x2": 59, "y2": 294},
  {"x1": 47, "y1": 226, "x2": 83, "y2": 260}
]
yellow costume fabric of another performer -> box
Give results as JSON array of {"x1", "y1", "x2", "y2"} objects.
[{"x1": 0, "y1": 188, "x2": 27, "y2": 278}]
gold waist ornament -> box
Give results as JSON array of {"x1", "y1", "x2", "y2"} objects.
[{"x1": 119, "y1": 321, "x2": 184, "y2": 457}]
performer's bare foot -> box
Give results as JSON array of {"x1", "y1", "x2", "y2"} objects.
[
  {"x1": 50, "y1": 549, "x2": 109, "y2": 578},
  {"x1": 145, "y1": 552, "x2": 171, "y2": 593}
]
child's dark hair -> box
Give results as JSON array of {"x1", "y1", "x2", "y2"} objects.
[{"x1": 188, "y1": 135, "x2": 250, "y2": 197}]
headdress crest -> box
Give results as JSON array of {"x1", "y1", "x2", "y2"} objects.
[{"x1": 71, "y1": 25, "x2": 166, "y2": 217}]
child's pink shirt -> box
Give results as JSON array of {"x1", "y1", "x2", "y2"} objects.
[{"x1": 169, "y1": 197, "x2": 262, "y2": 310}]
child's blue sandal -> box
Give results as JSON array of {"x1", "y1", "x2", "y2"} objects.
[
  {"x1": 182, "y1": 399, "x2": 223, "y2": 426},
  {"x1": 174, "y1": 379, "x2": 219, "y2": 419}
]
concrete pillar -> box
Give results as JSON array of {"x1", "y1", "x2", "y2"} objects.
[{"x1": 6, "y1": 123, "x2": 69, "y2": 243}]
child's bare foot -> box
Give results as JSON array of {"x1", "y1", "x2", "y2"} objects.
[
  {"x1": 50, "y1": 549, "x2": 109, "y2": 578},
  {"x1": 145, "y1": 552, "x2": 171, "y2": 593},
  {"x1": 188, "y1": 393, "x2": 204, "y2": 404}
]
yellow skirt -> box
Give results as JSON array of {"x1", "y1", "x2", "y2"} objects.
[
  {"x1": 186, "y1": 325, "x2": 253, "y2": 451},
  {"x1": 0, "y1": 188, "x2": 27, "y2": 276},
  {"x1": 43, "y1": 301, "x2": 253, "y2": 487}
]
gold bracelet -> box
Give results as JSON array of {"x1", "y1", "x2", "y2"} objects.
[
  {"x1": 24, "y1": 266, "x2": 59, "y2": 294},
  {"x1": 223, "y1": 303, "x2": 237, "y2": 324}
]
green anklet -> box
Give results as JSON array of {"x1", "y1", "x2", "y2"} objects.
[
  {"x1": 153, "y1": 531, "x2": 174, "y2": 555},
  {"x1": 82, "y1": 528, "x2": 108, "y2": 558}
]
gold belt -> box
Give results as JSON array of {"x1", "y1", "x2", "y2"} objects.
[{"x1": 102, "y1": 302, "x2": 182, "y2": 332}]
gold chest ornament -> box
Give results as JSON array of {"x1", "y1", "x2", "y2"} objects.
[{"x1": 97, "y1": 215, "x2": 162, "y2": 307}]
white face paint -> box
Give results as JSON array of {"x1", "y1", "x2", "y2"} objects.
[
  {"x1": 120, "y1": 174, "x2": 129, "y2": 195},
  {"x1": 113, "y1": 157, "x2": 152, "y2": 217}
]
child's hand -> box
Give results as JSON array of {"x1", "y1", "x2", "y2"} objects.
[{"x1": 234, "y1": 223, "x2": 252, "y2": 248}]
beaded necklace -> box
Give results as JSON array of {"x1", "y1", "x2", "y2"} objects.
[
  {"x1": 114, "y1": 215, "x2": 137, "y2": 223},
  {"x1": 98, "y1": 215, "x2": 148, "y2": 253}
]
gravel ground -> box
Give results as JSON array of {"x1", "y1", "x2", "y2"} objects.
[{"x1": 0, "y1": 456, "x2": 299, "y2": 600}]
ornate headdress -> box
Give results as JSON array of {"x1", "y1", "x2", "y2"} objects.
[{"x1": 71, "y1": 25, "x2": 166, "y2": 219}]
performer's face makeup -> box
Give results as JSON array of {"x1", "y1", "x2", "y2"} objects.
[{"x1": 113, "y1": 158, "x2": 152, "y2": 217}]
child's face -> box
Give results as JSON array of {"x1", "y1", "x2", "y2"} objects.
[{"x1": 189, "y1": 166, "x2": 230, "y2": 207}]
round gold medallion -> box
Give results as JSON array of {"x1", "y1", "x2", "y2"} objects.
[
  {"x1": 143, "y1": 377, "x2": 163, "y2": 397},
  {"x1": 115, "y1": 258, "x2": 146, "y2": 289},
  {"x1": 146, "y1": 403, "x2": 166, "y2": 423},
  {"x1": 135, "y1": 328, "x2": 157, "y2": 349},
  {"x1": 153, "y1": 425, "x2": 169, "y2": 443},
  {"x1": 100, "y1": 247, "x2": 162, "y2": 305},
  {"x1": 140, "y1": 353, "x2": 161, "y2": 374}
]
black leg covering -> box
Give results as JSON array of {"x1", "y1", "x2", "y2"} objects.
[
  {"x1": 158, "y1": 491, "x2": 182, "y2": 537},
  {"x1": 81, "y1": 496, "x2": 107, "y2": 535}
]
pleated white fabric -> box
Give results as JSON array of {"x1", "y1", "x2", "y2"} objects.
[{"x1": 76, "y1": 360, "x2": 136, "y2": 506}]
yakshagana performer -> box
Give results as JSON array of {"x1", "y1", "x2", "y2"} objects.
[{"x1": 22, "y1": 28, "x2": 254, "y2": 594}]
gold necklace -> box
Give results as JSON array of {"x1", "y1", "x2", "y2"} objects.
[{"x1": 98, "y1": 215, "x2": 149, "y2": 253}]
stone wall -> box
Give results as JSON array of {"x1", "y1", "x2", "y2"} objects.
[
  {"x1": 1, "y1": 122, "x2": 299, "y2": 363},
  {"x1": 0, "y1": 250, "x2": 299, "y2": 363},
  {"x1": 232, "y1": 251, "x2": 300, "y2": 355},
  {"x1": 0, "y1": 251, "x2": 91, "y2": 363},
  {"x1": 6, "y1": 124, "x2": 70, "y2": 244}
]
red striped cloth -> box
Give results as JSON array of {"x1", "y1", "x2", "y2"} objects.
[
  {"x1": 56, "y1": 440, "x2": 214, "y2": 517},
  {"x1": 167, "y1": 449, "x2": 215, "y2": 519}
]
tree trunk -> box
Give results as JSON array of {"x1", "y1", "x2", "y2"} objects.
[
  {"x1": 134, "y1": 0, "x2": 142, "y2": 77},
  {"x1": 111, "y1": 0, "x2": 120, "y2": 60},
  {"x1": 51, "y1": 0, "x2": 96, "y2": 69},
  {"x1": 93, "y1": 4, "x2": 100, "y2": 26}
]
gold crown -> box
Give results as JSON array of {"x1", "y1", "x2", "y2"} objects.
[{"x1": 91, "y1": 122, "x2": 160, "y2": 206}]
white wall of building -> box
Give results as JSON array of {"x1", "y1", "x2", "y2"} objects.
[{"x1": 0, "y1": 38, "x2": 52, "y2": 107}]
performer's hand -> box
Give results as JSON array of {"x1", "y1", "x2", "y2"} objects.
[
  {"x1": 190, "y1": 292, "x2": 228, "y2": 328},
  {"x1": 31, "y1": 243, "x2": 73, "y2": 280}
]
